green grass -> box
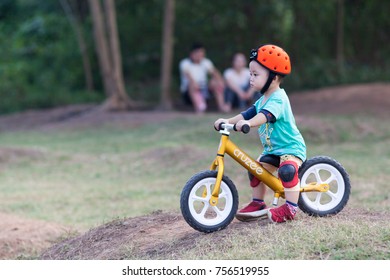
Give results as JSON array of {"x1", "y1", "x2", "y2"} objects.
[
  {"x1": 0, "y1": 112, "x2": 389, "y2": 259},
  {"x1": 0, "y1": 115, "x2": 218, "y2": 229},
  {"x1": 0, "y1": 113, "x2": 389, "y2": 229}
]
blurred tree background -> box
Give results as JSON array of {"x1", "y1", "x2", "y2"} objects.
[{"x1": 0, "y1": 0, "x2": 389, "y2": 114}]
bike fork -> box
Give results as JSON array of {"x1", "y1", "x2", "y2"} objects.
[{"x1": 208, "y1": 156, "x2": 224, "y2": 206}]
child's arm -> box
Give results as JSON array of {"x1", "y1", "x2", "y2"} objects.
[
  {"x1": 228, "y1": 114, "x2": 245, "y2": 124},
  {"x1": 248, "y1": 113, "x2": 267, "y2": 127},
  {"x1": 215, "y1": 107, "x2": 273, "y2": 131},
  {"x1": 235, "y1": 112, "x2": 268, "y2": 131}
]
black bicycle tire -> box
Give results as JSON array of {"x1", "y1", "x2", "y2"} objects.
[
  {"x1": 298, "y1": 156, "x2": 351, "y2": 216},
  {"x1": 180, "y1": 170, "x2": 239, "y2": 233}
]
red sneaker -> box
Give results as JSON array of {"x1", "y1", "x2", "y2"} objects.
[
  {"x1": 235, "y1": 201, "x2": 267, "y2": 221},
  {"x1": 267, "y1": 203, "x2": 296, "y2": 223}
]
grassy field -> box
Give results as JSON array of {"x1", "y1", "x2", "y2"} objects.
[{"x1": 0, "y1": 111, "x2": 389, "y2": 259}]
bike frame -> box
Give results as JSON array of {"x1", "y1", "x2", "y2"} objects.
[{"x1": 209, "y1": 125, "x2": 329, "y2": 206}]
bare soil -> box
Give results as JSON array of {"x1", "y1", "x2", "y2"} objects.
[
  {"x1": 290, "y1": 82, "x2": 390, "y2": 117},
  {"x1": 0, "y1": 82, "x2": 389, "y2": 259},
  {"x1": 0, "y1": 212, "x2": 70, "y2": 259}
]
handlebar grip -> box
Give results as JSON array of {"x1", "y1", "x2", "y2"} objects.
[
  {"x1": 217, "y1": 122, "x2": 225, "y2": 131},
  {"x1": 241, "y1": 124, "x2": 251, "y2": 134},
  {"x1": 233, "y1": 124, "x2": 250, "y2": 134}
]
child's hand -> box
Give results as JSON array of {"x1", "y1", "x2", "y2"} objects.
[
  {"x1": 214, "y1": 118, "x2": 229, "y2": 130},
  {"x1": 235, "y1": 120, "x2": 250, "y2": 131}
]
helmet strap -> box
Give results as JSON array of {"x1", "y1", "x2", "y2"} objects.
[{"x1": 260, "y1": 72, "x2": 276, "y2": 94}]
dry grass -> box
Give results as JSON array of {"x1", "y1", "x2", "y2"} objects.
[{"x1": 1, "y1": 84, "x2": 390, "y2": 259}]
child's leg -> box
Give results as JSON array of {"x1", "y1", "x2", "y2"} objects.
[
  {"x1": 236, "y1": 159, "x2": 278, "y2": 217},
  {"x1": 279, "y1": 155, "x2": 302, "y2": 204},
  {"x1": 268, "y1": 155, "x2": 302, "y2": 223},
  {"x1": 251, "y1": 161, "x2": 278, "y2": 200},
  {"x1": 252, "y1": 182, "x2": 266, "y2": 200}
]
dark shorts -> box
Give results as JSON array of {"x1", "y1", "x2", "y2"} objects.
[
  {"x1": 247, "y1": 154, "x2": 280, "y2": 182},
  {"x1": 259, "y1": 154, "x2": 281, "y2": 168}
]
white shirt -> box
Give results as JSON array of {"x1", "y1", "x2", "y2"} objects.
[
  {"x1": 223, "y1": 68, "x2": 250, "y2": 89},
  {"x1": 179, "y1": 58, "x2": 214, "y2": 92}
]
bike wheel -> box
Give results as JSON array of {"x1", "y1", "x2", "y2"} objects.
[
  {"x1": 298, "y1": 156, "x2": 351, "y2": 216},
  {"x1": 180, "y1": 170, "x2": 238, "y2": 233}
]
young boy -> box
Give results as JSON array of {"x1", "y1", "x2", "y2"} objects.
[{"x1": 214, "y1": 44, "x2": 306, "y2": 223}]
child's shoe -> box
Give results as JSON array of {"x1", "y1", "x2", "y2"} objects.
[
  {"x1": 235, "y1": 200, "x2": 267, "y2": 221},
  {"x1": 267, "y1": 203, "x2": 296, "y2": 223}
]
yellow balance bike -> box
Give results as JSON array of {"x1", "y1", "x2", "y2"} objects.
[{"x1": 180, "y1": 123, "x2": 351, "y2": 233}]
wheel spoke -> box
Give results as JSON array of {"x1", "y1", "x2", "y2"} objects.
[
  {"x1": 325, "y1": 174, "x2": 336, "y2": 184},
  {"x1": 326, "y1": 190, "x2": 338, "y2": 200},
  {"x1": 205, "y1": 183, "x2": 212, "y2": 196},
  {"x1": 197, "y1": 203, "x2": 209, "y2": 218},
  {"x1": 218, "y1": 190, "x2": 227, "y2": 199},
  {"x1": 314, "y1": 168, "x2": 323, "y2": 183},
  {"x1": 191, "y1": 183, "x2": 212, "y2": 202},
  {"x1": 190, "y1": 196, "x2": 208, "y2": 203},
  {"x1": 212, "y1": 206, "x2": 223, "y2": 217},
  {"x1": 314, "y1": 193, "x2": 322, "y2": 209}
]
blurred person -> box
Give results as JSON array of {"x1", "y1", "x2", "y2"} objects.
[
  {"x1": 224, "y1": 53, "x2": 256, "y2": 111},
  {"x1": 214, "y1": 44, "x2": 306, "y2": 223},
  {"x1": 179, "y1": 43, "x2": 228, "y2": 114}
]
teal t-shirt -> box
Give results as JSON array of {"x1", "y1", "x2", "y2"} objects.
[{"x1": 254, "y1": 88, "x2": 306, "y2": 161}]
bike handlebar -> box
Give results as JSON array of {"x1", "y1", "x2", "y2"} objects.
[{"x1": 217, "y1": 123, "x2": 251, "y2": 134}]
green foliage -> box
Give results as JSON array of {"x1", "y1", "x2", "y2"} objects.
[
  {"x1": 0, "y1": 0, "x2": 102, "y2": 114},
  {"x1": 120, "y1": 0, "x2": 390, "y2": 94},
  {"x1": 1, "y1": 0, "x2": 390, "y2": 113}
]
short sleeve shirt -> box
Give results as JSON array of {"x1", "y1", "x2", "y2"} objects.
[
  {"x1": 223, "y1": 68, "x2": 250, "y2": 89},
  {"x1": 179, "y1": 58, "x2": 214, "y2": 92},
  {"x1": 254, "y1": 88, "x2": 306, "y2": 161}
]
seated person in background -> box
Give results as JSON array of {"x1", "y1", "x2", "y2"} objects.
[
  {"x1": 224, "y1": 53, "x2": 257, "y2": 111},
  {"x1": 179, "y1": 43, "x2": 228, "y2": 114}
]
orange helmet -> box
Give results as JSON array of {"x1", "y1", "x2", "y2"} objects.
[{"x1": 250, "y1": 44, "x2": 291, "y2": 76}]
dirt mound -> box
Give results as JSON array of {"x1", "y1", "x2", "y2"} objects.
[
  {"x1": 40, "y1": 210, "x2": 259, "y2": 260},
  {"x1": 40, "y1": 208, "x2": 387, "y2": 260},
  {"x1": 290, "y1": 83, "x2": 390, "y2": 116},
  {"x1": 0, "y1": 212, "x2": 71, "y2": 259}
]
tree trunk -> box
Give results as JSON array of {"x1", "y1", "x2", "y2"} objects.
[
  {"x1": 88, "y1": 0, "x2": 135, "y2": 110},
  {"x1": 103, "y1": 0, "x2": 135, "y2": 109},
  {"x1": 159, "y1": 0, "x2": 175, "y2": 110},
  {"x1": 336, "y1": 0, "x2": 345, "y2": 75},
  {"x1": 60, "y1": 0, "x2": 94, "y2": 92}
]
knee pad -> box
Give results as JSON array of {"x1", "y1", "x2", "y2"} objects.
[{"x1": 278, "y1": 161, "x2": 299, "y2": 188}]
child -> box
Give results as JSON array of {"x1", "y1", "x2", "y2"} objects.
[{"x1": 214, "y1": 44, "x2": 306, "y2": 223}]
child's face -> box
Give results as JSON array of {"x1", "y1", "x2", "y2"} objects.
[{"x1": 249, "y1": 61, "x2": 269, "y2": 90}]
